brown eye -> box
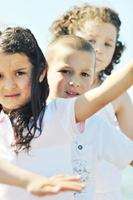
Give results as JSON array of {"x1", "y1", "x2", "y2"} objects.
[
  {"x1": 16, "y1": 71, "x2": 26, "y2": 76},
  {"x1": 59, "y1": 69, "x2": 71, "y2": 75},
  {"x1": 81, "y1": 72, "x2": 90, "y2": 77},
  {"x1": 105, "y1": 43, "x2": 112, "y2": 47},
  {"x1": 0, "y1": 74, "x2": 3, "y2": 79},
  {"x1": 88, "y1": 39, "x2": 96, "y2": 44}
]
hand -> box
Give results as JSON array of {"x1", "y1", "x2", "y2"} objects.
[{"x1": 27, "y1": 175, "x2": 85, "y2": 196}]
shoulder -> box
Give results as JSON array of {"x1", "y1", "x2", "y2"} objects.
[
  {"x1": 47, "y1": 97, "x2": 76, "y2": 109},
  {"x1": 96, "y1": 103, "x2": 117, "y2": 126},
  {"x1": 112, "y1": 92, "x2": 132, "y2": 113},
  {"x1": 84, "y1": 114, "x2": 113, "y2": 138},
  {"x1": 42, "y1": 97, "x2": 77, "y2": 132}
]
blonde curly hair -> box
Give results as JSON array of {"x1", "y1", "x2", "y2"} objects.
[{"x1": 50, "y1": 3, "x2": 125, "y2": 77}]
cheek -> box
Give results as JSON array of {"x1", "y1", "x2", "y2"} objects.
[
  {"x1": 55, "y1": 77, "x2": 66, "y2": 91},
  {"x1": 49, "y1": 76, "x2": 64, "y2": 96},
  {"x1": 54, "y1": 74, "x2": 66, "y2": 87},
  {"x1": 21, "y1": 80, "x2": 31, "y2": 96},
  {"x1": 84, "y1": 85, "x2": 91, "y2": 92},
  {"x1": 82, "y1": 82, "x2": 91, "y2": 93},
  {"x1": 106, "y1": 49, "x2": 115, "y2": 63}
]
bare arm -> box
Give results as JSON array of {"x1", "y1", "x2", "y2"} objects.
[
  {"x1": 112, "y1": 92, "x2": 133, "y2": 140},
  {"x1": 75, "y1": 62, "x2": 133, "y2": 122},
  {"x1": 0, "y1": 159, "x2": 84, "y2": 196}
]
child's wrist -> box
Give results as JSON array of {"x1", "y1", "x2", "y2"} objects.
[{"x1": 18, "y1": 171, "x2": 37, "y2": 190}]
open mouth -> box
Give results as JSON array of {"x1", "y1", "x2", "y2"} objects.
[{"x1": 66, "y1": 91, "x2": 79, "y2": 97}]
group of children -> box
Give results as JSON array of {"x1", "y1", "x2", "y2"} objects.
[
  {"x1": 0, "y1": 3, "x2": 133, "y2": 200},
  {"x1": 50, "y1": 4, "x2": 133, "y2": 200}
]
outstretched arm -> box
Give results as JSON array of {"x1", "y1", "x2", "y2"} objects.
[
  {"x1": 75, "y1": 62, "x2": 133, "y2": 122},
  {"x1": 0, "y1": 159, "x2": 84, "y2": 196},
  {"x1": 112, "y1": 92, "x2": 133, "y2": 140}
]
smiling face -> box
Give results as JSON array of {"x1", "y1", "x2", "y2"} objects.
[
  {"x1": 0, "y1": 53, "x2": 32, "y2": 113},
  {"x1": 47, "y1": 45, "x2": 95, "y2": 101},
  {"x1": 75, "y1": 21, "x2": 117, "y2": 75}
]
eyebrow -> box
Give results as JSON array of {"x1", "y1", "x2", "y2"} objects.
[
  {"x1": 87, "y1": 33, "x2": 115, "y2": 42},
  {"x1": 14, "y1": 67, "x2": 31, "y2": 71},
  {"x1": 82, "y1": 68, "x2": 92, "y2": 72},
  {"x1": 107, "y1": 38, "x2": 116, "y2": 43},
  {"x1": 86, "y1": 33, "x2": 97, "y2": 37},
  {"x1": 60, "y1": 66, "x2": 91, "y2": 71}
]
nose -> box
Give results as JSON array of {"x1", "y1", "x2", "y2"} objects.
[
  {"x1": 93, "y1": 43, "x2": 103, "y2": 54},
  {"x1": 69, "y1": 76, "x2": 80, "y2": 87},
  {"x1": 3, "y1": 78, "x2": 16, "y2": 90}
]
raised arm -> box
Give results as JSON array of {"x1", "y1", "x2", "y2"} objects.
[
  {"x1": 75, "y1": 62, "x2": 133, "y2": 122},
  {"x1": 0, "y1": 159, "x2": 84, "y2": 196},
  {"x1": 112, "y1": 92, "x2": 133, "y2": 140}
]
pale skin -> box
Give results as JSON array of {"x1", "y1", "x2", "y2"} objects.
[
  {"x1": 0, "y1": 50, "x2": 133, "y2": 193},
  {"x1": 75, "y1": 20, "x2": 133, "y2": 140},
  {"x1": 0, "y1": 158, "x2": 84, "y2": 196},
  {"x1": 0, "y1": 53, "x2": 85, "y2": 196},
  {"x1": 0, "y1": 52, "x2": 132, "y2": 129},
  {"x1": 46, "y1": 43, "x2": 133, "y2": 166},
  {"x1": 46, "y1": 44, "x2": 133, "y2": 123}
]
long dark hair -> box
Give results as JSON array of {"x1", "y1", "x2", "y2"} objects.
[{"x1": 0, "y1": 27, "x2": 49, "y2": 152}]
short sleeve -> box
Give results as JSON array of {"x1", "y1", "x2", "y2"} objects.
[
  {"x1": 40, "y1": 97, "x2": 79, "y2": 147},
  {"x1": 98, "y1": 119, "x2": 133, "y2": 169},
  {"x1": 52, "y1": 97, "x2": 79, "y2": 134}
]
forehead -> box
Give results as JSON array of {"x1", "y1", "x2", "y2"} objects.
[
  {"x1": 76, "y1": 20, "x2": 117, "y2": 39},
  {"x1": 48, "y1": 45, "x2": 95, "y2": 67},
  {"x1": 0, "y1": 53, "x2": 31, "y2": 70}
]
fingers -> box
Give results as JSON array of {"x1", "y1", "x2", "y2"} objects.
[
  {"x1": 50, "y1": 174, "x2": 81, "y2": 182},
  {"x1": 49, "y1": 175, "x2": 85, "y2": 191},
  {"x1": 42, "y1": 180, "x2": 85, "y2": 195},
  {"x1": 57, "y1": 181, "x2": 85, "y2": 192},
  {"x1": 31, "y1": 185, "x2": 60, "y2": 196},
  {"x1": 28, "y1": 175, "x2": 85, "y2": 197},
  {"x1": 31, "y1": 182, "x2": 85, "y2": 197}
]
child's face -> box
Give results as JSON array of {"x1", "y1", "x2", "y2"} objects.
[
  {"x1": 75, "y1": 21, "x2": 117, "y2": 74},
  {"x1": 47, "y1": 46, "x2": 95, "y2": 100},
  {"x1": 0, "y1": 53, "x2": 32, "y2": 112}
]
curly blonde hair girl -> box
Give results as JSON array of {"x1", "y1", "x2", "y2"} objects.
[{"x1": 50, "y1": 3, "x2": 125, "y2": 77}]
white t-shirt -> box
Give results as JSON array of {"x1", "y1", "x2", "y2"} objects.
[
  {"x1": 72, "y1": 113, "x2": 133, "y2": 200},
  {"x1": 94, "y1": 103, "x2": 123, "y2": 200},
  {"x1": 121, "y1": 166, "x2": 133, "y2": 200},
  {"x1": 0, "y1": 98, "x2": 133, "y2": 200}
]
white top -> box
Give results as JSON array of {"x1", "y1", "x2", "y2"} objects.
[
  {"x1": 96, "y1": 103, "x2": 118, "y2": 127},
  {"x1": 0, "y1": 98, "x2": 133, "y2": 200},
  {"x1": 94, "y1": 103, "x2": 122, "y2": 199},
  {"x1": 121, "y1": 166, "x2": 133, "y2": 200}
]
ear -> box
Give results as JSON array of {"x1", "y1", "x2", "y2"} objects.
[{"x1": 39, "y1": 69, "x2": 47, "y2": 82}]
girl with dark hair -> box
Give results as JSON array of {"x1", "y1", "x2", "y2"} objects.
[
  {"x1": 50, "y1": 4, "x2": 133, "y2": 200},
  {"x1": 0, "y1": 28, "x2": 132, "y2": 200}
]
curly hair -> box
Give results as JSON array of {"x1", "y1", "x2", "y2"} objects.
[
  {"x1": 0, "y1": 27, "x2": 49, "y2": 152},
  {"x1": 50, "y1": 3, "x2": 125, "y2": 77}
]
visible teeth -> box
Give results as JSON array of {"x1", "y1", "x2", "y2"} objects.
[
  {"x1": 67, "y1": 91, "x2": 78, "y2": 95},
  {"x1": 69, "y1": 92, "x2": 75, "y2": 94}
]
